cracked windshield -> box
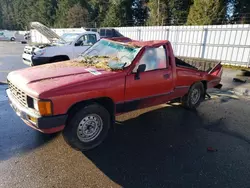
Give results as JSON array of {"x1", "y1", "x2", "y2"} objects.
[
  {"x1": 77, "y1": 40, "x2": 141, "y2": 70},
  {"x1": 0, "y1": 0, "x2": 250, "y2": 188}
]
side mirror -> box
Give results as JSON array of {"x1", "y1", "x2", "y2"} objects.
[
  {"x1": 135, "y1": 64, "x2": 146, "y2": 80},
  {"x1": 75, "y1": 41, "x2": 82, "y2": 46}
]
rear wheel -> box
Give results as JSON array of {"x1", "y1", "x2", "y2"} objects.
[
  {"x1": 63, "y1": 104, "x2": 110, "y2": 151},
  {"x1": 181, "y1": 82, "x2": 205, "y2": 110},
  {"x1": 10, "y1": 37, "x2": 15, "y2": 41}
]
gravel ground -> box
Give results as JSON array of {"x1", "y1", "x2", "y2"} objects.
[{"x1": 0, "y1": 42, "x2": 250, "y2": 188}]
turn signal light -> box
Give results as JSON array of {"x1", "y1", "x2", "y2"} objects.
[
  {"x1": 38, "y1": 100, "x2": 52, "y2": 116},
  {"x1": 34, "y1": 99, "x2": 52, "y2": 116}
]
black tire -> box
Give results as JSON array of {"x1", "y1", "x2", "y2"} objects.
[
  {"x1": 181, "y1": 82, "x2": 205, "y2": 110},
  {"x1": 63, "y1": 104, "x2": 110, "y2": 151},
  {"x1": 10, "y1": 37, "x2": 15, "y2": 41}
]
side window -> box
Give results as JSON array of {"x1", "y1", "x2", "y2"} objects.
[
  {"x1": 86, "y1": 34, "x2": 97, "y2": 45},
  {"x1": 100, "y1": 29, "x2": 105, "y2": 37},
  {"x1": 106, "y1": 30, "x2": 113, "y2": 37},
  {"x1": 133, "y1": 46, "x2": 167, "y2": 73},
  {"x1": 75, "y1": 34, "x2": 97, "y2": 46}
]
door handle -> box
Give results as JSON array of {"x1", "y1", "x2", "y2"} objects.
[{"x1": 163, "y1": 73, "x2": 170, "y2": 79}]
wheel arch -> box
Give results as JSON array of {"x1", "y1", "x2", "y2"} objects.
[
  {"x1": 66, "y1": 97, "x2": 116, "y2": 128},
  {"x1": 201, "y1": 80, "x2": 207, "y2": 91}
]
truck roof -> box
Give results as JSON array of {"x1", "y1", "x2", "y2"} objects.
[
  {"x1": 103, "y1": 39, "x2": 170, "y2": 49},
  {"x1": 128, "y1": 40, "x2": 169, "y2": 47},
  {"x1": 64, "y1": 31, "x2": 98, "y2": 35}
]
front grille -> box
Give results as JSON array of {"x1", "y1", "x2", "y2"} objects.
[
  {"x1": 24, "y1": 51, "x2": 32, "y2": 54},
  {"x1": 24, "y1": 49, "x2": 32, "y2": 54},
  {"x1": 23, "y1": 47, "x2": 34, "y2": 55},
  {"x1": 8, "y1": 81, "x2": 28, "y2": 107}
]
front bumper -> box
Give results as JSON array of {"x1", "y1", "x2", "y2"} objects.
[
  {"x1": 22, "y1": 53, "x2": 51, "y2": 66},
  {"x1": 6, "y1": 89, "x2": 67, "y2": 133}
]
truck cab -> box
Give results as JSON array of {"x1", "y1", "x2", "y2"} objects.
[{"x1": 22, "y1": 22, "x2": 100, "y2": 66}]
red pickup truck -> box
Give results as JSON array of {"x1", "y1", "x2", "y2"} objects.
[{"x1": 6, "y1": 39, "x2": 222, "y2": 151}]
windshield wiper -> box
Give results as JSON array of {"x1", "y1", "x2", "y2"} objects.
[{"x1": 122, "y1": 62, "x2": 127, "y2": 69}]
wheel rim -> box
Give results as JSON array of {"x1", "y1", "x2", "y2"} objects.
[
  {"x1": 77, "y1": 114, "x2": 103, "y2": 143},
  {"x1": 191, "y1": 88, "x2": 201, "y2": 104}
]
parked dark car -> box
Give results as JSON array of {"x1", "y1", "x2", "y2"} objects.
[{"x1": 85, "y1": 28, "x2": 132, "y2": 42}]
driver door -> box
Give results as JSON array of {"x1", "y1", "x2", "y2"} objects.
[
  {"x1": 73, "y1": 34, "x2": 97, "y2": 58},
  {"x1": 123, "y1": 46, "x2": 174, "y2": 112}
]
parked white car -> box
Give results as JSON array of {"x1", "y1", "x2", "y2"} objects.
[
  {"x1": 22, "y1": 22, "x2": 100, "y2": 66},
  {"x1": 0, "y1": 30, "x2": 16, "y2": 41}
]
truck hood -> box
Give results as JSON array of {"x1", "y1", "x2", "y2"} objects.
[
  {"x1": 7, "y1": 60, "x2": 121, "y2": 98},
  {"x1": 30, "y1": 22, "x2": 66, "y2": 43}
]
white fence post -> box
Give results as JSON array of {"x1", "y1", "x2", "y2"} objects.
[
  {"x1": 137, "y1": 28, "x2": 141, "y2": 41},
  {"x1": 200, "y1": 28, "x2": 208, "y2": 59}
]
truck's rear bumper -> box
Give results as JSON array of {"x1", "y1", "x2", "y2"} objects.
[
  {"x1": 22, "y1": 53, "x2": 51, "y2": 66},
  {"x1": 6, "y1": 89, "x2": 67, "y2": 133}
]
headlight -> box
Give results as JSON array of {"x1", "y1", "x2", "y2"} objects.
[
  {"x1": 34, "y1": 49, "x2": 46, "y2": 56},
  {"x1": 33, "y1": 99, "x2": 52, "y2": 116}
]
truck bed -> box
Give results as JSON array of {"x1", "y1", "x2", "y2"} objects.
[{"x1": 176, "y1": 57, "x2": 220, "y2": 73}]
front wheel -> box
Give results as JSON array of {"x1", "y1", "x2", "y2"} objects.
[
  {"x1": 63, "y1": 104, "x2": 110, "y2": 151},
  {"x1": 10, "y1": 37, "x2": 15, "y2": 41},
  {"x1": 181, "y1": 82, "x2": 205, "y2": 110}
]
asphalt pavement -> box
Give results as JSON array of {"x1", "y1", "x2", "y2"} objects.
[
  {"x1": 1, "y1": 42, "x2": 250, "y2": 188},
  {"x1": 0, "y1": 41, "x2": 27, "y2": 82}
]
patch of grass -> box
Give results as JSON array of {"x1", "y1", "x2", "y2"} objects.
[{"x1": 222, "y1": 64, "x2": 250, "y2": 70}]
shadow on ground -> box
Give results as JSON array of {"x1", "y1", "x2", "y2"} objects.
[
  {"x1": 84, "y1": 105, "x2": 235, "y2": 188},
  {"x1": 0, "y1": 102, "x2": 59, "y2": 161}
]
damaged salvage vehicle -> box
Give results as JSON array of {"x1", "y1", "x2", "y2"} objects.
[{"x1": 7, "y1": 39, "x2": 223, "y2": 151}]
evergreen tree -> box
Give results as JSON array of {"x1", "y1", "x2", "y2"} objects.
[
  {"x1": 67, "y1": 3, "x2": 89, "y2": 27},
  {"x1": 168, "y1": 0, "x2": 191, "y2": 25},
  {"x1": 0, "y1": 1, "x2": 3, "y2": 29},
  {"x1": 88, "y1": 0, "x2": 110, "y2": 27},
  {"x1": 101, "y1": 0, "x2": 134, "y2": 27},
  {"x1": 1, "y1": 0, "x2": 16, "y2": 29},
  {"x1": 54, "y1": 0, "x2": 76, "y2": 27},
  {"x1": 229, "y1": 0, "x2": 250, "y2": 23},
  {"x1": 146, "y1": 0, "x2": 191, "y2": 26},
  {"x1": 187, "y1": 0, "x2": 225, "y2": 25},
  {"x1": 12, "y1": 0, "x2": 30, "y2": 30},
  {"x1": 147, "y1": 0, "x2": 167, "y2": 26},
  {"x1": 121, "y1": 0, "x2": 134, "y2": 26},
  {"x1": 101, "y1": 1, "x2": 122, "y2": 27},
  {"x1": 0, "y1": 0, "x2": 237, "y2": 29},
  {"x1": 133, "y1": 0, "x2": 149, "y2": 26}
]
